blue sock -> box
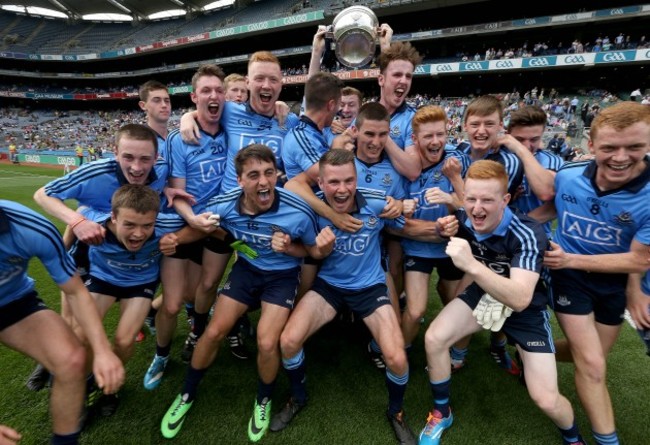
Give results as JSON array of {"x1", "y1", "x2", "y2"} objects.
[
  {"x1": 257, "y1": 378, "x2": 275, "y2": 405},
  {"x1": 593, "y1": 430, "x2": 619, "y2": 445},
  {"x1": 156, "y1": 342, "x2": 171, "y2": 358},
  {"x1": 192, "y1": 311, "x2": 209, "y2": 338},
  {"x1": 51, "y1": 431, "x2": 80, "y2": 445},
  {"x1": 558, "y1": 422, "x2": 581, "y2": 443},
  {"x1": 185, "y1": 303, "x2": 195, "y2": 319},
  {"x1": 385, "y1": 367, "x2": 408, "y2": 416},
  {"x1": 369, "y1": 338, "x2": 381, "y2": 354},
  {"x1": 450, "y1": 346, "x2": 467, "y2": 363},
  {"x1": 430, "y1": 377, "x2": 451, "y2": 417},
  {"x1": 182, "y1": 366, "x2": 206, "y2": 403},
  {"x1": 283, "y1": 350, "x2": 307, "y2": 405}
]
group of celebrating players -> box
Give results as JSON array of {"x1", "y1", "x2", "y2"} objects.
[{"x1": 1, "y1": 23, "x2": 649, "y2": 445}]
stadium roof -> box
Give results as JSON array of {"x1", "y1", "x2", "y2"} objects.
[{"x1": 0, "y1": 0, "x2": 235, "y2": 21}]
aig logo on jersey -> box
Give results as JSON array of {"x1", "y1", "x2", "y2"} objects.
[
  {"x1": 334, "y1": 234, "x2": 370, "y2": 256},
  {"x1": 560, "y1": 212, "x2": 622, "y2": 247},
  {"x1": 239, "y1": 134, "x2": 282, "y2": 153},
  {"x1": 199, "y1": 158, "x2": 226, "y2": 183},
  {"x1": 390, "y1": 125, "x2": 401, "y2": 137}
]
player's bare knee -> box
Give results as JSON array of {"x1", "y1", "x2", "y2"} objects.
[
  {"x1": 256, "y1": 334, "x2": 279, "y2": 357},
  {"x1": 53, "y1": 344, "x2": 86, "y2": 382},
  {"x1": 113, "y1": 333, "x2": 134, "y2": 357},
  {"x1": 424, "y1": 325, "x2": 451, "y2": 353},
  {"x1": 528, "y1": 386, "x2": 560, "y2": 414},
  {"x1": 161, "y1": 299, "x2": 183, "y2": 317},
  {"x1": 576, "y1": 357, "x2": 607, "y2": 384},
  {"x1": 383, "y1": 348, "x2": 408, "y2": 375},
  {"x1": 279, "y1": 330, "x2": 301, "y2": 358}
]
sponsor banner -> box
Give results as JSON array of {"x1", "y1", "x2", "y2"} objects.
[
  {"x1": 29, "y1": 93, "x2": 73, "y2": 100},
  {"x1": 137, "y1": 44, "x2": 156, "y2": 53},
  {"x1": 594, "y1": 50, "x2": 636, "y2": 63},
  {"x1": 471, "y1": 21, "x2": 509, "y2": 32},
  {"x1": 28, "y1": 54, "x2": 42, "y2": 60},
  {"x1": 63, "y1": 55, "x2": 77, "y2": 61},
  {"x1": 594, "y1": 6, "x2": 639, "y2": 17},
  {"x1": 0, "y1": 91, "x2": 27, "y2": 98},
  {"x1": 283, "y1": 74, "x2": 308, "y2": 84},
  {"x1": 169, "y1": 85, "x2": 193, "y2": 94},
  {"x1": 551, "y1": 12, "x2": 593, "y2": 23},
  {"x1": 489, "y1": 59, "x2": 523, "y2": 70},
  {"x1": 41, "y1": 54, "x2": 64, "y2": 61},
  {"x1": 17, "y1": 154, "x2": 78, "y2": 166},
  {"x1": 77, "y1": 53, "x2": 98, "y2": 60},
  {"x1": 522, "y1": 56, "x2": 556, "y2": 68},
  {"x1": 459, "y1": 61, "x2": 489, "y2": 72},
  {"x1": 161, "y1": 38, "x2": 180, "y2": 48},
  {"x1": 413, "y1": 64, "x2": 429, "y2": 75},
  {"x1": 99, "y1": 50, "x2": 121, "y2": 58},
  {"x1": 411, "y1": 31, "x2": 433, "y2": 38},
  {"x1": 643, "y1": 5, "x2": 650, "y2": 12},
  {"x1": 13, "y1": 52, "x2": 28, "y2": 59},
  {"x1": 555, "y1": 53, "x2": 596, "y2": 66},
  {"x1": 513, "y1": 16, "x2": 551, "y2": 27},
  {"x1": 431, "y1": 62, "x2": 460, "y2": 74},
  {"x1": 185, "y1": 33, "x2": 209, "y2": 43},
  {"x1": 635, "y1": 48, "x2": 650, "y2": 61}
]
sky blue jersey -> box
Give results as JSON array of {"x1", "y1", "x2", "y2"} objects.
[
  {"x1": 0, "y1": 201, "x2": 77, "y2": 306},
  {"x1": 220, "y1": 101, "x2": 300, "y2": 192},
  {"x1": 513, "y1": 149, "x2": 563, "y2": 237},
  {"x1": 316, "y1": 188, "x2": 405, "y2": 290},
  {"x1": 553, "y1": 159, "x2": 650, "y2": 256},
  {"x1": 43, "y1": 158, "x2": 168, "y2": 213},
  {"x1": 205, "y1": 187, "x2": 318, "y2": 271},
  {"x1": 167, "y1": 127, "x2": 227, "y2": 212},
  {"x1": 282, "y1": 115, "x2": 329, "y2": 180},
  {"x1": 82, "y1": 209, "x2": 185, "y2": 286},
  {"x1": 459, "y1": 144, "x2": 524, "y2": 196},
  {"x1": 402, "y1": 150, "x2": 470, "y2": 258},
  {"x1": 388, "y1": 102, "x2": 416, "y2": 149},
  {"x1": 354, "y1": 152, "x2": 407, "y2": 200}
]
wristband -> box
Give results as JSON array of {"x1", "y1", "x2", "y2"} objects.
[{"x1": 70, "y1": 216, "x2": 87, "y2": 230}]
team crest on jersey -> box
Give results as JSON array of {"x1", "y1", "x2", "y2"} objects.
[
  {"x1": 613, "y1": 211, "x2": 633, "y2": 225},
  {"x1": 432, "y1": 171, "x2": 443, "y2": 182},
  {"x1": 390, "y1": 125, "x2": 401, "y2": 137},
  {"x1": 382, "y1": 174, "x2": 393, "y2": 186},
  {"x1": 496, "y1": 253, "x2": 508, "y2": 261},
  {"x1": 366, "y1": 216, "x2": 379, "y2": 228}
]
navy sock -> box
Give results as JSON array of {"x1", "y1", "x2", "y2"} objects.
[
  {"x1": 385, "y1": 367, "x2": 408, "y2": 416},
  {"x1": 192, "y1": 311, "x2": 209, "y2": 338},
  {"x1": 430, "y1": 377, "x2": 451, "y2": 417},
  {"x1": 283, "y1": 350, "x2": 307, "y2": 405},
  {"x1": 147, "y1": 307, "x2": 158, "y2": 318},
  {"x1": 156, "y1": 343, "x2": 171, "y2": 358},
  {"x1": 185, "y1": 303, "x2": 195, "y2": 319},
  {"x1": 558, "y1": 421, "x2": 580, "y2": 443},
  {"x1": 181, "y1": 366, "x2": 206, "y2": 402},
  {"x1": 257, "y1": 378, "x2": 275, "y2": 405},
  {"x1": 51, "y1": 431, "x2": 80, "y2": 445}
]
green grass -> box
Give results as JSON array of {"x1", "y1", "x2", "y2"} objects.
[{"x1": 0, "y1": 162, "x2": 649, "y2": 445}]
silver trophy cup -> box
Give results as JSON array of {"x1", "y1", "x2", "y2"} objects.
[{"x1": 328, "y1": 6, "x2": 379, "y2": 68}]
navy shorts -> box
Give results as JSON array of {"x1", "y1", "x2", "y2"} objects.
[
  {"x1": 0, "y1": 291, "x2": 50, "y2": 331},
  {"x1": 69, "y1": 240, "x2": 90, "y2": 279},
  {"x1": 205, "y1": 237, "x2": 234, "y2": 255},
  {"x1": 311, "y1": 277, "x2": 391, "y2": 320},
  {"x1": 168, "y1": 239, "x2": 204, "y2": 264},
  {"x1": 220, "y1": 260, "x2": 300, "y2": 310},
  {"x1": 459, "y1": 284, "x2": 555, "y2": 353},
  {"x1": 550, "y1": 269, "x2": 626, "y2": 326},
  {"x1": 85, "y1": 275, "x2": 159, "y2": 301},
  {"x1": 403, "y1": 255, "x2": 464, "y2": 281}
]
